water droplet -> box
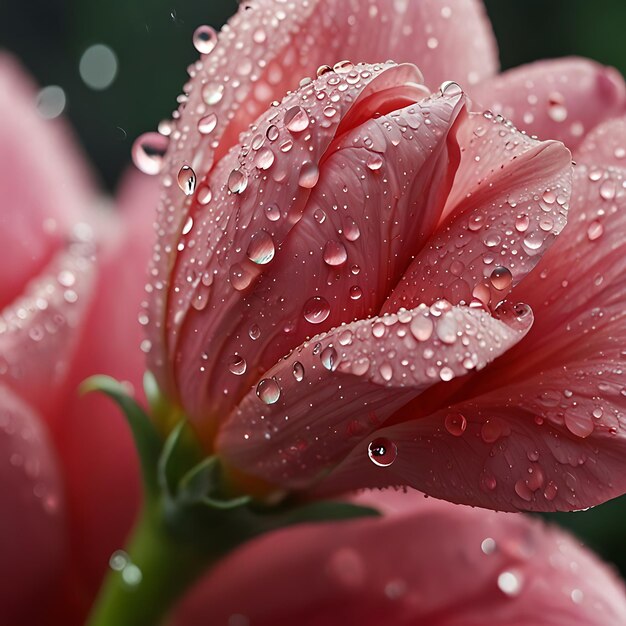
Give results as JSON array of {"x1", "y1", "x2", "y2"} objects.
[
  {"x1": 292, "y1": 361, "x2": 305, "y2": 381},
  {"x1": 198, "y1": 113, "x2": 218, "y2": 134},
  {"x1": 490, "y1": 266, "x2": 512, "y2": 291},
  {"x1": 193, "y1": 25, "x2": 218, "y2": 55},
  {"x1": 181, "y1": 216, "x2": 194, "y2": 235},
  {"x1": 256, "y1": 378, "x2": 281, "y2": 404},
  {"x1": 202, "y1": 82, "x2": 224, "y2": 105},
  {"x1": 497, "y1": 570, "x2": 523, "y2": 596},
  {"x1": 177, "y1": 165, "x2": 196, "y2": 196},
  {"x1": 246, "y1": 230, "x2": 275, "y2": 264},
  {"x1": 132, "y1": 132, "x2": 169, "y2": 175},
  {"x1": 266, "y1": 125, "x2": 279, "y2": 141},
  {"x1": 436, "y1": 314, "x2": 458, "y2": 345},
  {"x1": 349, "y1": 285, "x2": 362, "y2": 300},
  {"x1": 444, "y1": 412, "x2": 467, "y2": 436},
  {"x1": 229, "y1": 355, "x2": 247, "y2": 376},
  {"x1": 366, "y1": 154, "x2": 383, "y2": 171},
  {"x1": 481, "y1": 419, "x2": 503, "y2": 443},
  {"x1": 587, "y1": 220, "x2": 603, "y2": 241},
  {"x1": 303, "y1": 296, "x2": 330, "y2": 324},
  {"x1": 367, "y1": 438, "x2": 397, "y2": 467},
  {"x1": 228, "y1": 169, "x2": 248, "y2": 194},
  {"x1": 230, "y1": 263, "x2": 254, "y2": 291},
  {"x1": 265, "y1": 204, "x2": 281, "y2": 221},
  {"x1": 298, "y1": 162, "x2": 319, "y2": 188},
  {"x1": 439, "y1": 81, "x2": 462, "y2": 97},
  {"x1": 481, "y1": 538, "x2": 496, "y2": 554},
  {"x1": 255, "y1": 147, "x2": 275, "y2": 170},
  {"x1": 410, "y1": 315, "x2": 433, "y2": 341},
  {"x1": 249, "y1": 324, "x2": 261, "y2": 340},
  {"x1": 599, "y1": 178, "x2": 616, "y2": 201},
  {"x1": 197, "y1": 185, "x2": 212, "y2": 205},
  {"x1": 285, "y1": 105, "x2": 310, "y2": 132},
  {"x1": 323, "y1": 240, "x2": 348, "y2": 266},
  {"x1": 321, "y1": 346, "x2": 338, "y2": 371}
]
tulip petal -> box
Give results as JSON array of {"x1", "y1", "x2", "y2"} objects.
[
  {"x1": 174, "y1": 491, "x2": 626, "y2": 626},
  {"x1": 0, "y1": 231, "x2": 97, "y2": 416},
  {"x1": 0, "y1": 384, "x2": 66, "y2": 625},
  {"x1": 471, "y1": 58, "x2": 626, "y2": 150},
  {"x1": 147, "y1": 0, "x2": 498, "y2": 390},
  {"x1": 383, "y1": 110, "x2": 572, "y2": 313},
  {"x1": 173, "y1": 75, "x2": 468, "y2": 427},
  {"x1": 322, "y1": 165, "x2": 626, "y2": 511},
  {"x1": 575, "y1": 116, "x2": 626, "y2": 168},
  {"x1": 216, "y1": 301, "x2": 531, "y2": 490},
  {"x1": 0, "y1": 54, "x2": 95, "y2": 311}
]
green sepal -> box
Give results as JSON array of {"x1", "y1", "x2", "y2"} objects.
[
  {"x1": 81, "y1": 375, "x2": 162, "y2": 496},
  {"x1": 274, "y1": 500, "x2": 381, "y2": 526},
  {"x1": 157, "y1": 421, "x2": 203, "y2": 498}
]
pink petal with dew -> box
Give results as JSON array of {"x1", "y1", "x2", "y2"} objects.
[
  {"x1": 146, "y1": 0, "x2": 498, "y2": 389},
  {"x1": 384, "y1": 110, "x2": 572, "y2": 313},
  {"x1": 50, "y1": 171, "x2": 159, "y2": 600},
  {"x1": 471, "y1": 58, "x2": 626, "y2": 150},
  {"x1": 576, "y1": 115, "x2": 626, "y2": 168},
  {"x1": 0, "y1": 54, "x2": 95, "y2": 310},
  {"x1": 173, "y1": 490, "x2": 626, "y2": 626},
  {"x1": 0, "y1": 384, "x2": 66, "y2": 626},
  {"x1": 174, "y1": 76, "x2": 466, "y2": 426},
  {"x1": 0, "y1": 230, "x2": 97, "y2": 417},
  {"x1": 216, "y1": 301, "x2": 531, "y2": 490},
  {"x1": 322, "y1": 165, "x2": 626, "y2": 511}
]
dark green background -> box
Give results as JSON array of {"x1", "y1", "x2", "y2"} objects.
[{"x1": 1, "y1": 0, "x2": 625, "y2": 576}]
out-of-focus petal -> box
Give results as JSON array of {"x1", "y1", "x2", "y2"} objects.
[
  {"x1": 0, "y1": 384, "x2": 66, "y2": 626},
  {"x1": 384, "y1": 110, "x2": 572, "y2": 312},
  {"x1": 147, "y1": 0, "x2": 498, "y2": 392},
  {"x1": 173, "y1": 490, "x2": 626, "y2": 626},
  {"x1": 173, "y1": 73, "x2": 466, "y2": 429},
  {"x1": 216, "y1": 301, "x2": 530, "y2": 490},
  {"x1": 575, "y1": 116, "x2": 626, "y2": 168},
  {"x1": 323, "y1": 165, "x2": 626, "y2": 511},
  {"x1": 0, "y1": 54, "x2": 96, "y2": 310},
  {"x1": 471, "y1": 58, "x2": 626, "y2": 150}
]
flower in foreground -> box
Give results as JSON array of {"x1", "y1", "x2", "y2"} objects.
[
  {"x1": 175, "y1": 490, "x2": 626, "y2": 626},
  {"x1": 141, "y1": 0, "x2": 626, "y2": 512},
  {"x1": 0, "y1": 55, "x2": 155, "y2": 624}
]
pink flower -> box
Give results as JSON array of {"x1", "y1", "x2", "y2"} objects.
[
  {"x1": 174, "y1": 489, "x2": 626, "y2": 626},
  {"x1": 144, "y1": 0, "x2": 626, "y2": 512},
  {"x1": 0, "y1": 55, "x2": 155, "y2": 624}
]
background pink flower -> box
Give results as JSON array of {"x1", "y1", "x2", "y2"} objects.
[{"x1": 0, "y1": 55, "x2": 155, "y2": 625}]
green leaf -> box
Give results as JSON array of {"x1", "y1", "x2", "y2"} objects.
[{"x1": 81, "y1": 375, "x2": 162, "y2": 495}]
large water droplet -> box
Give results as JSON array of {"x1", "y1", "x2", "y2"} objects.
[
  {"x1": 323, "y1": 240, "x2": 348, "y2": 266},
  {"x1": 410, "y1": 315, "x2": 433, "y2": 341},
  {"x1": 292, "y1": 361, "x2": 305, "y2": 381},
  {"x1": 177, "y1": 165, "x2": 196, "y2": 196},
  {"x1": 256, "y1": 378, "x2": 281, "y2": 404},
  {"x1": 198, "y1": 113, "x2": 218, "y2": 134},
  {"x1": 202, "y1": 82, "x2": 224, "y2": 105},
  {"x1": 587, "y1": 220, "x2": 603, "y2": 241},
  {"x1": 298, "y1": 162, "x2": 320, "y2": 188},
  {"x1": 246, "y1": 230, "x2": 275, "y2": 264},
  {"x1": 497, "y1": 570, "x2": 523, "y2": 597},
  {"x1": 132, "y1": 132, "x2": 169, "y2": 175},
  {"x1": 367, "y1": 438, "x2": 397, "y2": 467},
  {"x1": 229, "y1": 355, "x2": 247, "y2": 376},
  {"x1": 303, "y1": 296, "x2": 330, "y2": 324},
  {"x1": 490, "y1": 266, "x2": 512, "y2": 291},
  {"x1": 321, "y1": 346, "x2": 338, "y2": 371},
  {"x1": 444, "y1": 412, "x2": 467, "y2": 436},
  {"x1": 285, "y1": 105, "x2": 310, "y2": 132},
  {"x1": 228, "y1": 169, "x2": 248, "y2": 194},
  {"x1": 193, "y1": 25, "x2": 218, "y2": 55},
  {"x1": 255, "y1": 147, "x2": 275, "y2": 170}
]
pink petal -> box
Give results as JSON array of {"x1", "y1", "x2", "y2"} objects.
[
  {"x1": 0, "y1": 53, "x2": 95, "y2": 310},
  {"x1": 322, "y1": 165, "x2": 626, "y2": 511},
  {"x1": 383, "y1": 110, "x2": 572, "y2": 313},
  {"x1": 216, "y1": 301, "x2": 530, "y2": 490},
  {"x1": 173, "y1": 72, "x2": 466, "y2": 428},
  {"x1": 575, "y1": 116, "x2": 626, "y2": 168},
  {"x1": 147, "y1": 0, "x2": 498, "y2": 393},
  {"x1": 0, "y1": 231, "x2": 97, "y2": 417},
  {"x1": 471, "y1": 58, "x2": 626, "y2": 150},
  {"x1": 0, "y1": 384, "x2": 66, "y2": 625},
  {"x1": 174, "y1": 490, "x2": 626, "y2": 626}
]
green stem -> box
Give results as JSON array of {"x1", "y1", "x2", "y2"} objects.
[{"x1": 86, "y1": 499, "x2": 214, "y2": 626}]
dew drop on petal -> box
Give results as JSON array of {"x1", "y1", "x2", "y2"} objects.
[
  {"x1": 497, "y1": 570, "x2": 523, "y2": 597},
  {"x1": 320, "y1": 346, "x2": 338, "y2": 371},
  {"x1": 197, "y1": 185, "x2": 212, "y2": 205},
  {"x1": 587, "y1": 220, "x2": 604, "y2": 241},
  {"x1": 265, "y1": 204, "x2": 281, "y2": 222},
  {"x1": 323, "y1": 240, "x2": 348, "y2": 266},
  {"x1": 285, "y1": 105, "x2": 310, "y2": 132},
  {"x1": 292, "y1": 361, "x2": 305, "y2": 382},
  {"x1": 303, "y1": 296, "x2": 330, "y2": 324},
  {"x1": 177, "y1": 165, "x2": 196, "y2": 196},
  {"x1": 246, "y1": 230, "x2": 275, "y2": 264},
  {"x1": 444, "y1": 412, "x2": 467, "y2": 436},
  {"x1": 198, "y1": 113, "x2": 218, "y2": 134},
  {"x1": 192, "y1": 25, "x2": 218, "y2": 55},
  {"x1": 202, "y1": 82, "x2": 224, "y2": 105},
  {"x1": 132, "y1": 132, "x2": 169, "y2": 175},
  {"x1": 298, "y1": 162, "x2": 320, "y2": 188},
  {"x1": 490, "y1": 266, "x2": 513, "y2": 291},
  {"x1": 228, "y1": 169, "x2": 248, "y2": 194},
  {"x1": 366, "y1": 154, "x2": 383, "y2": 171},
  {"x1": 229, "y1": 355, "x2": 247, "y2": 376},
  {"x1": 367, "y1": 438, "x2": 397, "y2": 467},
  {"x1": 255, "y1": 147, "x2": 275, "y2": 170},
  {"x1": 256, "y1": 378, "x2": 281, "y2": 404},
  {"x1": 410, "y1": 315, "x2": 433, "y2": 341}
]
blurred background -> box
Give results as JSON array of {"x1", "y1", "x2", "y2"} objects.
[{"x1": 1, "y1": 0, "x2": 625, "y2": 575}]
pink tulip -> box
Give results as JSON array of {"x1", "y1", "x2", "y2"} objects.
[
  {"x1": 144, "y1": 0, "x2": 626, "y2": 512},
  {"x1": 174, "y1": 489, "x2": 626, "y2": 626},
  {"x1": 0, "y1": 55, "x2": 155, "y2": 624}
]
